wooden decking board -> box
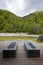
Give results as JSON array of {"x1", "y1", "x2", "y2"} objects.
[{"x1": 0, "y1": 41, "x2": 43, "y2": 65}]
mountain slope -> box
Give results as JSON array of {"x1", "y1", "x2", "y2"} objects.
[
  {"x1": 0, "y1": 9, "x2": 43, "y2": 35},
  {"x1": 23, "y1": 11, "x2": 43, "y2": 34}
]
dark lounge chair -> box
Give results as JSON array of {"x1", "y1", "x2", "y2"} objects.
[
  {"x1": 3, "y1": 42, "x2": 18, "y2": 58},
  {"x1": 24, "y1": 41, "x2": 40, "y2": 57}
]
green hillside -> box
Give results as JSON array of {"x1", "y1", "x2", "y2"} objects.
[{"x1": 0, "y1": 9, "x2": 43, "y2": 35}]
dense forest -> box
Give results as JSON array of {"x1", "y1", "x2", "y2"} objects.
[{"x1": 0, "y1": 9, "x2": 43, "y2": 35}]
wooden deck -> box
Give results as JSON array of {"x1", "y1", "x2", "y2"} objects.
[{"x1": 0, "y1": 40, "x2": 43, "y2": 65}]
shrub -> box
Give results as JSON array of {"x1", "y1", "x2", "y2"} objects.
[{"x1": 37, "y1": 36, "x2": 43, "y2": 42}]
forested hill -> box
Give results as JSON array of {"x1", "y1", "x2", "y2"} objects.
[{"x1": 0, "y1": 9, "x2": 43, "y2": 35}]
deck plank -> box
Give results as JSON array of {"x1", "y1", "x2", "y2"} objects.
[{"x1": 0, "y1": 41, "x2": 43, "y2": 65}]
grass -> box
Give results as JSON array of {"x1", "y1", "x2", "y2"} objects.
[{"x1": 0, "y1": 36, "x2": 37, "y2": 42}]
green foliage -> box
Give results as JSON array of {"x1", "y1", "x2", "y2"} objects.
[
  {"x1": 0, "y1": 9, "x2": 43, "y2": 34},
  {"x1": 37, "y1": 36, "x2": 43, "y2": 42}
]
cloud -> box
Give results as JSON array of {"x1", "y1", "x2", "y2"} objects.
[
  {"x1": 6, "y1": 0, "x2": 26, "y2": 16},
  {"x1": 0, "y1": 0, "x2": 43, "y2": 17},
  {"x1": 0, "y1": 0, "x2": 7, "y2": 9}
]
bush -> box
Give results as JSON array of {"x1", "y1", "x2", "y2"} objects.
[{"x1": 37, "y1": 36, "x2": 43, "y2": 42}]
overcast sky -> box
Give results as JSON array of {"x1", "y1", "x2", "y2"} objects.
[{"x1": 0, "y1": 0, "x2": 43, "y2": 17}]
